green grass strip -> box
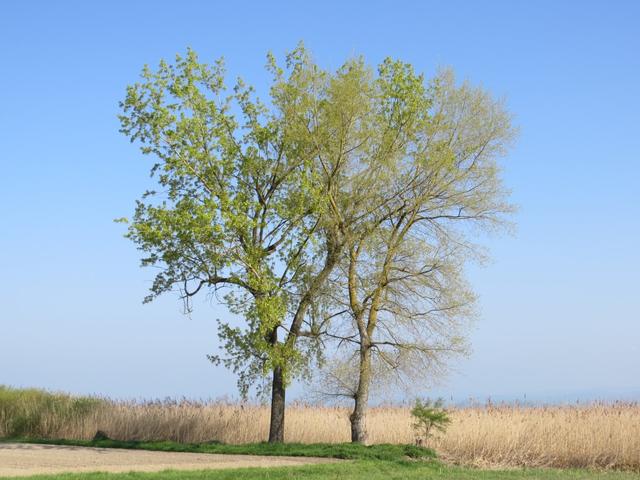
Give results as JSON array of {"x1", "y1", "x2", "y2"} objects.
[
  {"x1": 2, "y1": 460, "x2": 640, "y2": 480},
  {"x1": 10, "y1": 437, "x2": 435, "y2": 461}
]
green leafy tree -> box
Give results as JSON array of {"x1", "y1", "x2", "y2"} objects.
[
  {"x1": 118, "y1": 46, "x2": 331, "y2": 442},
  {"x1": 118, "y1": 45, "x2": 394, "y2": 442},
  {"x1": 118, "y1": 45, "x2": 512, "y2": 444}
]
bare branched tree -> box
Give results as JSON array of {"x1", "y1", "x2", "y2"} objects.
[{"x1": 307, "y1": 66, "x2": 516, "y2": 443}]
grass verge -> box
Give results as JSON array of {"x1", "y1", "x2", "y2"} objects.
[
  {"x1": 2, "y1": 439, "x2": 639, "y2": 479},
  {"x1": 8, "y1": 437, "x2": 433, "y2": 461},
  {"x1": 1, "y1": 460, "x2": 639, "y2": 480}
]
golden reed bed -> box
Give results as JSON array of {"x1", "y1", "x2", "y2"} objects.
[{"x1": 2, "y1": 390, "x2": 638, "y2": 471}]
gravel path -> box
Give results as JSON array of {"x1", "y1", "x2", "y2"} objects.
[{"x1": 0, "y1": 443, "x2": 340, "y2": 477}]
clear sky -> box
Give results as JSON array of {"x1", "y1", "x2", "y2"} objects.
[{"x1": 1, "y1": 1, "x2": 638, "y2": 403}]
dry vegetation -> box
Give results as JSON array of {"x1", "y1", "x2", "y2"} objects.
[{"x1": 1, "y1": 386, "x2": 638, "y2": 471}]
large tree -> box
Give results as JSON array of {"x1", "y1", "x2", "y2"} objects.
[
  {"x1": 118, "y1": 46, "x2": 399, "y2": 442},
  {"x1": 118, "y1": 46, "x2": 512, "y2": 444},
  {"x1": 312, "y1": 67, "x2": 516, "y2": 443},
  {"x1": 118, "y1": 47, "x2": 328, "y2": 442}
]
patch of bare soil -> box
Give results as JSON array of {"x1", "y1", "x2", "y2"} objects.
[{"x1": 0, "y1": 443, "x2": 340, "y2": 477}]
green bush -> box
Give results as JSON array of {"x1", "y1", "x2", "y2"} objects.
[{"x1": 0, "y1": 385, "x2": 103, "y2": 438}]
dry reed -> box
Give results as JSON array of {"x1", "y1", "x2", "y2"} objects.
[{"x1": 1, "y1": 387, "x2": 638, "y2": 471}]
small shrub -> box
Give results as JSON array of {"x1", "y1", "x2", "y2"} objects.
[{"x1": 410, "y1": 398, "x2": 451, "y2": 446}]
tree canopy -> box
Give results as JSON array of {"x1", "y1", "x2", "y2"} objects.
[{"x1": 118, "y1": 44, "x2": 515, "y2": 443}]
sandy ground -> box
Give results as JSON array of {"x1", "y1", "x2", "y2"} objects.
[{"x1": 0, "y1": 443, "x2": 340, "y2": 477}]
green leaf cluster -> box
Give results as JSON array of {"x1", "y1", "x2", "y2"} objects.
[{"x1": 118, "y1": 44, "x2": 515, "y2": 402}]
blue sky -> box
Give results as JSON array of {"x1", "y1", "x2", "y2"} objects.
[{"x1": 1, "y1": 1, "x2": 638, "y2": 403}]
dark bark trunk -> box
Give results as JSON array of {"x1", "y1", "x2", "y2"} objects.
[
  {"x1": 268, "y1": 230, "x2": 343, "y2": 444},
  {"x1": 268, "y1": 366, "x2": 286, "y2": 443},
  {"x1": 350, "y1": 344, "x2": 372, "y2": 444}
]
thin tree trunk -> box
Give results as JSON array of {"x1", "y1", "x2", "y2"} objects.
[
  {"x1": 350, "y1": 343, "x2": 372, "y2": 444},
  {"x1": 268, "y1": 366, "x2": 286, "y2": 443}
]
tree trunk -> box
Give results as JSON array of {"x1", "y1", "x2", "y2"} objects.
[
  {"x1": 269, "y1": 231, "x2": 343, "y2": 444},
  {"x1": 268, "y1": 366, "x2": 286, "y2": 443},
  {"x1": 350, "y1": 344, "x2": 372, "y2": 443}
]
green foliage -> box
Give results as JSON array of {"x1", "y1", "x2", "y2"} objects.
[
  {"x1": 0, "y1": 385, "x2": 103, "y2": 438},
  {"x1": 118, "y1": 46, "x2": 326, "y2": 397},
  {"x1": 118, "y1": 44, "x2": 516, "y2": 406},
  {"x1": 410, "y1": 398, "x2": 451, "y2": 444}
]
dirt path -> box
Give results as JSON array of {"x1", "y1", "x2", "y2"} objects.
[{"x1": 0, "y1": 443, "x2": 340, "y2": 477}]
